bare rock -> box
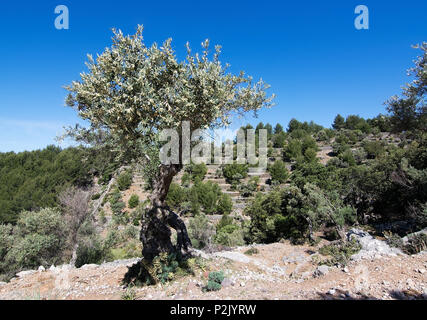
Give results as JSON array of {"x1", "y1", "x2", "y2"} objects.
[
  {"x1": 16, "y1": 270, "x2": 36, "y2": 278},
  {"x1": 313, "y1": 265, "x2": 329, "y2": 278}
]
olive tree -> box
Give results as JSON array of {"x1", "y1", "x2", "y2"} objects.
[{"x1": 65, "y1": 25, "x2": 274, "y2": 262}]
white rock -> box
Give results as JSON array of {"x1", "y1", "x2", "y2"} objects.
[
  {"x1": 313, "y1": 265, "x2": 329, "y2": 277},
  {"x1": 328, "y1": 289, "x2": 336, "y2": 295},
  {"x1": 240, "y1": 282, "x2": 246, "y2": 287},
  {"x1": 16, "y1": 270, "x2": 36, "y2": 278},
  {"x1": 38, "y1": 266, "x2": 45, "y2": 272},
  {"x1": 80, "y1": 264, "x2": 98, "y2": 270}
]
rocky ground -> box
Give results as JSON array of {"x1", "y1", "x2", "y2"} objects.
[{"x1": 1, "y1": 230, "x2": 426, "y2": 300}]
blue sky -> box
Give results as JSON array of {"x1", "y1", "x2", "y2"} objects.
[{"x1": 0, "y1": 0, "x2": 426, "y2": 152}]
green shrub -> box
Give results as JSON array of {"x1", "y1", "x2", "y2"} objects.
[
  {"x1": 244, "y1": 247, "x2": 259, "y2": 255},
  {"x1": 217, "y1": 194, "x2": 233, "y2": 215},
  {"x1": 185, "y1": 163, "x2": 208, "y2": 182},
  {"x1": 91, "y1": 193, "x2": 101, "y2": 200},
  {"x1": 363, "y1": 141, "x2": 385, "y2": 159},
  {"x1": 318, "y1": 239, "x2": 361, "y2": 267},
  {"x1": 0, "y1": 208, "x2": 67, "y2": 280},
  {"x1": 245, "y1": 183, "x2": 355, "y2": 244},
  {"x1": 117, "y1": 171, "x2": 133, "y2": 191},
  {"x1": 205, "y1": 271, "x2": 224, "y2": 292},
  {"x1": 215, "y1": 224, "x2": 245, "y2": 247},
  {"x1": 75, "y1": 236, "x2": 107, "y2": 268},
  {"x1": 166, "y1": 183, "x2": 187, "y2": 210},
  {"x1": 239, "y1": 176, "x2": 259, "y2": 197},
  {"x1": 128, "y1": 194, "x2": 140, "y2": 209},
  {"x1": 222, "y1": 164, "x2": 248, "y2": 184},
  {"x1": 269, "y1": 160, "x2": 289, "y2": 183},
  {"x1": 403, "y1": 233, "x2": 427, "y2": 255},
  {"x1": 188, "y1": 214, "x2": 215, "y2": 249},
  {"x1": 304, "y1": 148, "x2": 318, "y2": 163},
  {"x1": 283, "y1": 139, "x2": 302, "y2": 161},
  {"x1": 121, "y1": 286, "x2": 137, "y2": 300}
]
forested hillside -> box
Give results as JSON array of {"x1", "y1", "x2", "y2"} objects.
[{"x1": 0, "y1": 146, "x2": 116, "y2": 224}]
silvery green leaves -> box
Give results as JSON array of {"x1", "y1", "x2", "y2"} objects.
[{"x1": 65, "y1": 25, "x2": 275, "y2": 152}]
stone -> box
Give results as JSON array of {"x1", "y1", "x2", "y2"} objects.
[
  {"x1": 16, "y1": 270, "x2": 36, "y2": 278},
  {"x1": 347, "y1": 228, "x2": 403, "y2": 261},
  {"x1": 221, "y1": 278, "x2": 233, "y2": 288},
  {"x1": 80, "y1": 264, "x2": 98, "y2": 270},
  {"x1": 328, "y1": 289, "x2": 336, "y2": 295},
  {"x1": 313, "y1": 265, "x2": 329, "y2": 277},
  {"x1": 38, "y1": 266, "x2": 45, "y2": 272},
  {"x1": 343, "y1": 267, "x2": 349, "y2": 273},
  {"x1": 240, "y1": 281, "x2": 246, "y2": 287},
  {"x1": 49, "y1": 265, "x2": 56, "y2": 271}
]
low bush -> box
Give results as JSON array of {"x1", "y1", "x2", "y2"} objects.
[
  {"x1": 204, "y1": 271, "x2": 224, "y2": 292},
  {"x1": 128, "y1": 194, "x2": 140, "y2": 209},
  {"x1": 269, "y1": 160, "x2": 289, "y2": 184},
  {"x1": 244, "y1": 247, "x2": 259, "y2": 255},
  {"x1": 222, "y1": 164, "x2": 248, "y2": 185},
  {"x1": 318, "y1": 239, "x2": 361, "y2": 267},
  {"x1": 117, "y1": 171, "x2": 133, "y2": 191},
  {"x1": 188, "y1": 214, "x2": 215, "y2": 249},
  {"x1": 0, "y1": 208, "x2": 67, "y2": 281}
]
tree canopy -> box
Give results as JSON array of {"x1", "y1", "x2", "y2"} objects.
[{"x1": 65, "y1": 25, "x2": 274, "y2": 154}]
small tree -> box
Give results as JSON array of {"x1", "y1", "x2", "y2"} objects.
[
  {"x1": 128, "y1": 194, "x2": 140, "y2": 209},
  {"x1": 332, "y1": 114, "x2": 345, "y2": 130},
  {"x1": 269, "y1": 160, "x2": 289, "y2": 183},
  {"x1": 64, "y1": 25, "x2": 274, "y2": 263},
  {"x1": 386, "y1": 43, "x2": 426, "y2": 133}
]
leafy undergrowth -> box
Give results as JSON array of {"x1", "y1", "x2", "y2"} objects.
[
  {"x1": 317, "y1": 239, "x2": 362, "y2": 267},
  {"x1": 122, "y1": 252, "x2": 207, "y2": 287}
]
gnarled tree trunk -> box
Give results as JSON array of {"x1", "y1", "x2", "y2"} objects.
[{"x1": 139, "y1": 163, "x2": 192, "y2": 262}]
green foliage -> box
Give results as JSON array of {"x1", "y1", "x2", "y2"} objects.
[
  {"x1": 65, "y1": 25, "x2": 274, "y2": 185},
  {"x1": 222, "y1": 164, "x2": 248, "y2": 185},
  {"x1": 0, "y1": 146, "x2": 99, "y2": 224},
  {"x1": 402, "y1": 233, "x2": 427, "y2": 255},
  {"x1": 214, "y1": 214, "x2": 245, "y2": 247},
  {"x1": 269, "y1": 160, "x2": 289, "y2": 184},
  {"x1": 75, "y1": 236, "x2": 107, "y2": 268},
  {"x1": 188, "y1": 214, "x2": 215, "y2": 249},
  {"x1": 217, "y1": 194, "x2": 233, "y2": 215},
  {"x1": 333, "y1": 114, "x2": 345, "y2": 130},
  {"x1": 121, "y1": 286, "x2": 137, "y2": 300},
  {"x1": 386, "y1": 43, "x2": 426, "y2": 133},
  {"x1": 0, "y1": 208, "x2": 67, "y2": 281},
  {"x1": 283, "y1": 139, "x2": 302, "y2": 161},
  {"x1": 239, "y1": 176, "x2": 260, "y2": 197},
  {"x1": 135, "y1": 252, "x2": 194, "y2": 286},
  {"x1": 245, "y1": 183, "x2": 355, "y2": 244},
  {"x1": 128, "y1": 194, "x2": 140, "y2": 209},
  {"x1": 318, "y1": 240, "x2": 362, "y2": 267},
  {"x1": 272, "y1": 131, "x2": 287, "y2": 148},
  {"x1": 167, "y1": 180, "x2": 232, "y2": 216},
  {"x1": 363, "y1": 141, "x2": 385, "y2": 159},
  {"x1": 91, "y1": 193, "x2": 101, "y2": 200},
  {"x1": 117, "y1": 171, "x2": 133, "y2": 191},
  {"x1": 244, "y1": 247, "x2": 259, "y2": 255},
  {"x1": 205, "y1": 271, "x2": 224, "y2": 292},
  {"x1": 185, "y1": 163, "x2": 208, "y2": 182}
]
